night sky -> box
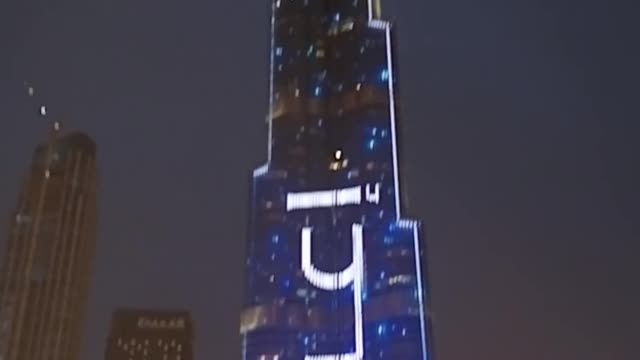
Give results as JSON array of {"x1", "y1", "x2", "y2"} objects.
[{"x1": 1, "y1": 1, "x2": 637, "y2": 359}]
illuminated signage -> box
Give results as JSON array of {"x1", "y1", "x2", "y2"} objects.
[
  {"x1": 285, "y1": 182, "x2": 383, "y2": 359},
  {"x1": 137, "y1": 317, "x2": 186, "y2": 330},
  {"x1": 286, "y1": 183, "x2": 381, "y2": 212},
  {"x1": 302, "y1": 224, "x2": 364, "y2": 360}
]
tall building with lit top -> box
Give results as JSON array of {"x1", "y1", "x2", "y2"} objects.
[
  {"x1": 105, "y1": 309, "x2": 193, "y2": 360},
  {"x1": 0, "y1": 123, "x2": 98, "y2": 360},
  {"x1": 241, "y1": 1, "x2": 434, "y2": 359}
]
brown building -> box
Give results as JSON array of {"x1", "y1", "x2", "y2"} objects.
[
  {"x1": 105, "y1": 309, "x2": 194, "y2": 360},
  {"x1": 0, "y1": 122, "x2": 98, "y2": 360}
]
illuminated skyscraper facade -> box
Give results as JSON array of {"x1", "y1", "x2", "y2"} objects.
[
  {"x1": 105, "y1": 309, "x2": 193, "y2": 360},
  {"x1": 0, "y1": 124, "x2": 98, "y2": 360},
  {"x1": 241, "y1": 1, "x2": 434, "y2": 359}
]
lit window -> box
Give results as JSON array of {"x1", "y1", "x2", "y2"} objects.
[
  {"x1": 380, "y1": 69, "x2": 390, "y2": 81},
  {"x1": 341, "y1": 19, "x2": 354, "y2": 32}
]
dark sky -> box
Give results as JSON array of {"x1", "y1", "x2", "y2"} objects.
[{"x1": 1, "y1": 0, "x2": 638, "y2": 360}]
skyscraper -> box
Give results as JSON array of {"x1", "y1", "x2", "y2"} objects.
[
  {"x1": 0, "y1": 123, "x2": 98, "y2": 360},
  {"x1": 105, "y1": 309, "x2": 193, "y2": 360},
  {"x1": 241, "y1": 1, "x2": 434, "y2": 359}
]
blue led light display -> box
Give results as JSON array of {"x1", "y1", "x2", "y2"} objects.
[{"x1": 241, "y1": 1, "x2": 434, "y2": 359}]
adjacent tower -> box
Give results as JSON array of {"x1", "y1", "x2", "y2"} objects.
[
  {"x1": 105, "y1": 309, "x2": 194, "y2": 360},
  {"x1": 241, "y1": 1, "x2": 434, "y2": 359},
  {"x1": 0, "y1": 123, "x2": 98, "y2": 360}
]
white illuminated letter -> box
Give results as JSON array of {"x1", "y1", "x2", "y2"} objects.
[
  {"x1": 302, "y1": 224, "x2": 364, "y2": 360},
  {"x1": 287, "y1": 186, "x2": 362, "y2": 211}
]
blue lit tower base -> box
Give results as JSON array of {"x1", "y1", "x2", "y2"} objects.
[{"x1": 241, "y1": 1, "x2": 434, "y2": 359}]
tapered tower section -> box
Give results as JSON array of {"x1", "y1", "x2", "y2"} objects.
[{"x1": 241, "y1": 2, "x2": 434, "y2": 359}]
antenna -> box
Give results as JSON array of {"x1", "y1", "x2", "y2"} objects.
[
  {"x1": 23, "y1": 81, "x2": 61, "y2": 174},
  {"x1": 23, "y1": 81, "x2": 62, "y2": 135}
]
